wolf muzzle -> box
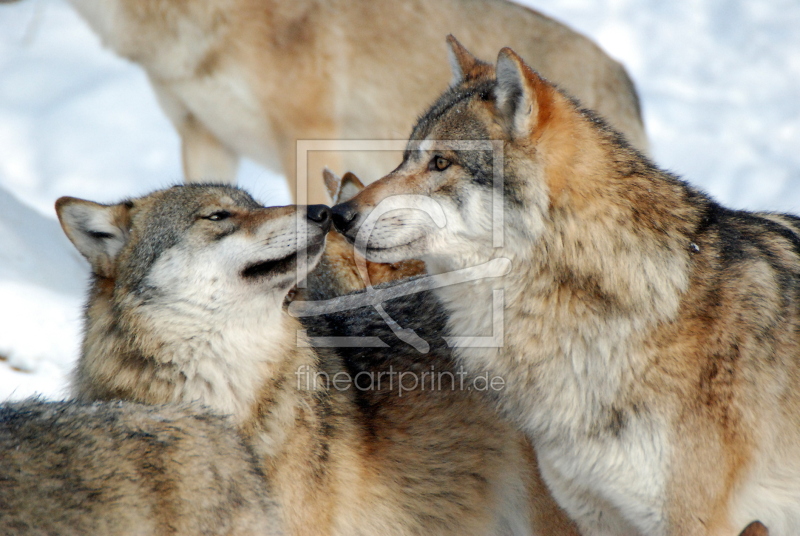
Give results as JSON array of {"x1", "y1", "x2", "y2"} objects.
[
  {"x1": 307, "y1": 204, "x2": 332, "y2": 233},
  {"x1": 331, "y1": 201, "x2": 359, "y2": 234}
]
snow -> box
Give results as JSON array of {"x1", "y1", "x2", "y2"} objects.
[
  {"x1": 535, "y1": 0, "x2": 800, "y2": 214},
  {"x1": 0, "y1": 0, "x2": 798, "y2": 400}
]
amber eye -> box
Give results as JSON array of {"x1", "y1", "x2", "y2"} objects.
[
  {"x1": 204, "y1": 210, "x2": 232, "y2": 221},
  {"x1": 430, "y1": 156, "x2": 451, "y2": 172}
]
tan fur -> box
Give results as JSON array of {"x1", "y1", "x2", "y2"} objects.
[
  {"x1": 61, "y1": 0, "x2": 647, "y2": 204},
  {"x1": 333, "y1": 39, "x2": 797, "y2": 535},
  {"x1": 303, "y1": 229, "x2": 426, "y2": 300},
  {"x1": 0, "y1": 400, "x2": 281, "y2": 535},
  {"x1": 57, "y1": 185, "x2": 579, "y2": 536}
]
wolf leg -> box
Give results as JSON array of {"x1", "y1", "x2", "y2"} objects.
[{"x1": 150, "y1": 80, "x2": 239, "y2": 184}]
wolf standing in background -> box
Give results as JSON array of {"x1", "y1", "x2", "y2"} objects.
[
  {"x1": 332, "y1": 37, "x2": 794, "y2": 535},
  {"x1": 36, "y1": 0, "x2": 648, "y2": 204},
  {"x1": 47, "y1": 184, "x2": 580, "y2": 535}
]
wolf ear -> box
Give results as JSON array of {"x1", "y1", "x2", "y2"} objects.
[
  {"x1": 323, "y1": 168, "x2": 365, "y2": 204},
  {"x1": 494, "y1": 47, "x2": 553, "y2": 138},
  {"x1": 56, "y1": 197, "x2": 132, "y2": 278},
  {"x1": 338, "y1": 172, "x2": 365, "y2": 203},
  {"x1": 446, "y1": 35, "x2": 489, "y2": 86},
  {"x1": 738, "y1": 521, "x2": 768, "y2": 536},
  {"x1": 323, "y1": 167, "x2": 342, "y2": 203}
]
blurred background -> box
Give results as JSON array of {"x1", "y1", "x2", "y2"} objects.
[{"x1": 0, "y1": 0, "x2": 798, "y2": 399}]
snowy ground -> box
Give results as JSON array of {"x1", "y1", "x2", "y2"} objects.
[{"x1": 0, "y1": 0, "x2": 798, "y2": 400}]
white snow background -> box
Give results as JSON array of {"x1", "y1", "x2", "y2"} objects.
[{"x1": 0, "y1": 0, "x2": 798, "y2": 400}]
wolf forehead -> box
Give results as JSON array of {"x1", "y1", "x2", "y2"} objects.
[
  {"x1": 126, "y1": 184, "x2": 263, "y2": 224},
  {"x1": 407, "y1": 65, "x2": 597, "y2": 146},
  {"x1": 118, "y1": 185, "x2": 264, "y2": 285},
  {"x1": 131, "y1": 184, "x2": 263, "y2": 219},
  {"x1": 408, "y1": 79, "x2": 496, "y2": 145},
  {"x1": 127, "y1": 184, "x2": 261, "y2": 241}
]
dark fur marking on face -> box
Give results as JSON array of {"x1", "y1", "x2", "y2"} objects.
[
  {"x1": 459, "y1": 150, "x2": 494, "y2": 188},
  {"x1": 212, "y1": 226, "x2": 239, "y2": 241},
  {"x1": 436, "y1": 183, "x2": 463, "y2": 209},
  {"x1": 241, "y1": 254, "x2": 297, "y2": 280}
]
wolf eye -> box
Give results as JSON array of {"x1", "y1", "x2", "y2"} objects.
[
  {"x1": 430, "y1": 156, "x2": 451, "y2": 172},
  {"x1": 204, "y1": 211, "x2": 231, "y2": 221}
]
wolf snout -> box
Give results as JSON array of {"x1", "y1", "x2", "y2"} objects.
[
  {"x1": 307, "y1": 204, "x2": 332, "y2": 232},
  {"x1": 331, "y1": 202, "x2": 359, "y2": 234}
]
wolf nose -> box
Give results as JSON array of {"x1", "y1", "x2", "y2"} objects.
[
  {"x1": 307, "y1": 204, "x2": 332, "y2": 231},
  {"x1": 331, "y1": 202, "x2": 358, "y2": 233}
]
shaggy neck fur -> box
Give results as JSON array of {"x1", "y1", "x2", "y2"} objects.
[
  {"x1": 428, "y1": 129, "x2": 706, "y2": 440},
  {"x1": 74, "y1": 278, "x2": 318, "y2": 458},
  {"x1": 425, "y1": 132, "x2": 713, "y2": 535}
]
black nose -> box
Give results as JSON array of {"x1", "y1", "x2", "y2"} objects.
[
  {"x1": 331, "y1": 202, "x2": 359, "y2": 234},
  {"x1": 306, "y1": 204, "x2": 332, "y2": 232}
]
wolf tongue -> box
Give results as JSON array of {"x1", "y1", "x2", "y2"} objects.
[{"x1": 284, "y1": 286, "x2": 299, "y2": 304}]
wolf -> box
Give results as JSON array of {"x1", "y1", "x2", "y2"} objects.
[
  {"x1": 54, "y1": 184, "x2": 579, "y2": 535},
  {"x1": 34, "y1": 0, "x2": 647, "y2": 204},
  {"x1": 331, "y1": 37, "x2": 790, "y2": 536},
  {"x1": 0, "y1": 399, "x2": 280, "y2": 535}
]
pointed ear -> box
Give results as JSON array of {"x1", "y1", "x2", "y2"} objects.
[
  {"x1": 323, "y1": 167, "x2": 342, "y2": 204},
  {"x1": 323, "y1": 168, "x2": 365, "y2": 204},
  {"x1": 494, "y1": 47, "x2": 554, "y2": 138},
  {"x1": 446, "y1": 35, "x2": 490, "y2": 86},
  {"x1": 55, "y1": 197, "x2": 132, "y2": 278},
  {"x1": 337, "y1": 172, "x2": 365, "y2": 203},
  {"x1": 737, "y1": 521, "x2": 768, "y2": 536}
]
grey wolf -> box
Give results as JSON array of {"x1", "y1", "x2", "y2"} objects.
[
  {"x1": 331, "y1": 37, "x2": 791, "y2": 535},
  {"x1": 0, "y1": 399, "x2": 279, "y2": 535},
  {"x1": 47, "y1": 0, "x2": 646, "y2": 204},
  {"x1": 55, "y1": 184, "x2": 579, "y2": 535}
]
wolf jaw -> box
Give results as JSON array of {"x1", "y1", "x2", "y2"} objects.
[
  {"x1": 333, "y1": 38, "x2": 792, "y2": 536},
  {"x1": 57, "y1": 184, "x2": 580, "y2": 536}
]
